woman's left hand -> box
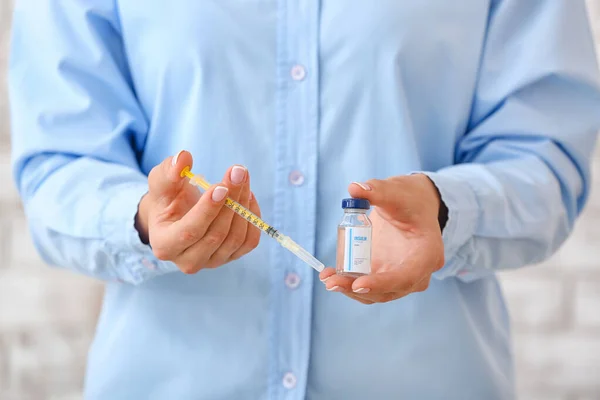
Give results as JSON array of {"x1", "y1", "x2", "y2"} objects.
[{"x1": 319, "y1": 174, "x2": 445, "y2": 304}]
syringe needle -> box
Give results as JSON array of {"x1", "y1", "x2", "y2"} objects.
[{"x1": 278, "y1": 234, "x2": 325, "y2": 272}]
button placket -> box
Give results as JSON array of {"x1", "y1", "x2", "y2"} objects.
[{"x1": 272, "y1": 1, "x2": 319, "y2": 398}]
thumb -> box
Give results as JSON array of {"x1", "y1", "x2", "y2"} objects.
[
  {"x1": 348, "y1": 178, "x2": 398, "y2": 209},
  {"x1": 148, "y1": 150, "x2": 194, "y2": 202},
  {"x1": 349, "y1": 175, "x2": 442, "y2": 229}
]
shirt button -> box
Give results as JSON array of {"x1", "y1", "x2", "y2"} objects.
[
  {"x1": 285, "y1": 273, "x2": 301, "y2": 289},
  {"x1": 289, "y1": 170, "x2": 305, "y2": 186},
  {"x1": 282, "y1": 372, "x2": 297, "y2": 389},
  {"x1": 290, "y1": 64, "x2": 306, "y2": 81}
]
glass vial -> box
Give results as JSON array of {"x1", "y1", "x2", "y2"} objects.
[{"x1": 336, "y1": 198, "x2": 372, "y2": 277}]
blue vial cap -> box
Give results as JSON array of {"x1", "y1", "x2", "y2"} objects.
[{"x1": 342, "y1": 198, "x2": 370, "y2": 210}]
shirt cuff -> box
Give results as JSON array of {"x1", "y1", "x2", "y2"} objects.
[
  {"x1": 418, "y1": 166, "x2": 480, "y2": 280},
  {"x1": 100, "y1": 181, "x2": 179, "y2": 284}
]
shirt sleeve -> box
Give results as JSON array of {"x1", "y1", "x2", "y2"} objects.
[
  {"x1": 424, "y1": 0, "x2": 600, "y2": 282},
  {"x1": 8, "y1": 0, "x2": 179, "y2": 285}
]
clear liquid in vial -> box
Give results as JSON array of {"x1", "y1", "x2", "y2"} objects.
[{"x1": 336, "y1": 226, "x2": 371, "y2": 278}]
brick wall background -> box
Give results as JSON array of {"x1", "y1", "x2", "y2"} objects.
[{"x1": 1, "y1": 1, "x2": 600, "y2": 399}]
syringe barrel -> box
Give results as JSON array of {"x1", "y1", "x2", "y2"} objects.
[
  {"x1": 222, "y1": 198, "x2": 274, "y2": 235},
  {"x1": 183, "y1": 167, "x2": 325, "y2": 272},
  {"x1": 184, "y1": 168, "x2": 274, "y2": 235}
]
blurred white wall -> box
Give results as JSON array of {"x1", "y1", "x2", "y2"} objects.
[{"x1": 0, "y1": 1, "x2": 599, "y2": 399}]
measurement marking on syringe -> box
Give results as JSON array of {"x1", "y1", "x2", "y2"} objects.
[{"x1": 180, "y1": 166, "x2": 325, "y2": 272}]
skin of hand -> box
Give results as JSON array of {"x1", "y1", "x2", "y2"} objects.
[
  {"x1": 319, "y1": 174, "x2": 445, "y2": 304},
  {"x1": 135, "y1": 150, "x2": 261, "y2": 273}
]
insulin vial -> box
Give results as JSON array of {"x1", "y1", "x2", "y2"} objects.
[{"x1": 336, "y1": 198, "x2": 372, "y2": 277}]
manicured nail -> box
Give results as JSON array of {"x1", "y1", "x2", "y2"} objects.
[
  {"x1": 353, "y1": 287, "x2": 370, "y2": 294},
  {"x1": 320, "y1": 276, "x2": 331, "y2": 282},
  {"x1": 172, "y1": 150, "x2": 184, "y2": 166},
  {"x1": 352, "y1": 182, "x2": 371, "y2": 191},
  {"x1": 327, "y1": 286, "x2": 341, "y2": 292},
  {"x1": 249, "y1": 191, "x2": 255, "y2": 201},
  {"x1": 212, "y1": 186, "x2": 228, "y2": 202},
  {"x1": 230, "y1": 165, "x2": 247, "y2": 185}
]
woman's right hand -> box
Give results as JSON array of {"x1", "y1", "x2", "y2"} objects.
[{"x1": 135, "y1": 150, "x2": 262, "y2": 273}]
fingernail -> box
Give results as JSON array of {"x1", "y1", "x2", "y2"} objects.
[
  {"x1": 320, "y1": 276, "x2": 331, "y2": 283},
  {"x1": 212, "y1": 186, "x2": 228, "y2": 202},
  {"x1": 249, "y1": 191, "x2": 255, "y2": 201},
  {"x1": 172, "y1": 150, "x2": 184, "y2": 166},
  {"x1": 327, "y1": 286, "x2": 341, "y2": 292},
  {"x1": 353, "y1": 287, "x2": 370, "y2": 294},
  {"x1": 230, "y1": 165, "x2": 246, "y2": 185},
  {"x1": 352, "y1": 182, "x2": 371, "y2": 191}
]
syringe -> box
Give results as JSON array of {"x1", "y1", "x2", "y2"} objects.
[{"x1": 180, "y1": 167, "x2": 325, "y2": 272}]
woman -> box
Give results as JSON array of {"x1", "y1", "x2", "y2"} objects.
[{"x1": 8, "y1": 1, "x2": 600, "y2": 399}]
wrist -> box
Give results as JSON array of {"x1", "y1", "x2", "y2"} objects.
[
  {"x1": 429, "y1": 179, "x2": 448, "y2": 233},
  {"x1": 416, "y1": 174, "x2": 448, "y2": 233},
  {"x1": 135, "y1": 192, "x2": 150, "y2": 244}
]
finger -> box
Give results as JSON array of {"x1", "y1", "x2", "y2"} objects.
[
  {"x1": 230, "y1": 183, "x2": 262, "y2": 260},
  {"x1": 153, "y1": 183, "x2": 229, "y2": 261},
  {"x1": 350, "y1": 262, "x2": 425, "y2": 295},
  {"x1": 322, "y1": 272, "x2": 357, "y2": 293},
  {"x1": 177, "y1": 165, "x2": 248, "y2": 267},
  {"x1": 341, "y1": 292, "x2": 375, "y2": 305},
  {"x1": 319, "y1": 267, "x2": 337, "y2": 283},
  {"x1": 347, "y1": 265, "x2": 433, "y2": 303},
  {"x1": 205, "y1": 165, "x2": 246, "y2": 230},
  {"x1": 349, "y1": 175, "x2": 442, "y2": 231},
  {"x1": 148, "y1": 150, "x2": 194, "y2": 206},
  {"x1": 325, "y1": 277, "x2": 398, "y2": 303},
  {"x1": 317, "y1": 268, "x2": 373, "y2": 304},
  {"x1": 347, "y1": 178, "x2": 395, "y2": 209},
  {"x1": 207, "y1": 166, "x2": 250, "y2": 264},
  {"x1": 352, "y1": 291, "x2": 405, "y2": 304},
  {"x1": 348, "y1": 176, "x2": 423, "y2": 216}
]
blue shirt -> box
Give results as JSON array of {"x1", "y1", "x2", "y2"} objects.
[{"x1": 8, "y1": 1, "x2": 600, "y2": 399}]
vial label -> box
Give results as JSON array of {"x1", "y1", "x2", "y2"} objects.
[{"x1": 342, "y1": 227, "x2": 371, "y2": 274}]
